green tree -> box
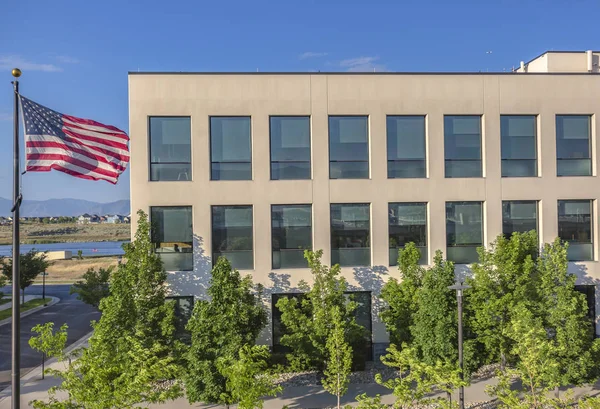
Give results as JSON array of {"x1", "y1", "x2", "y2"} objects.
[
  {"x1": 467, "y1": 231, "x2": 539, "y2": 367},
  {"x1": 70, "y1": 267, "x2": 112, "y2": 308},
  {"x1": 536, "y1": 239, "x2": 600, "y2": 389},
  {"x1": 379, "y1": 243, "x2": 425, "y2": 347},
  {"x1": 411, "y1": 250, "x2": 457, "y2": 366},
  {"x1": 0, "y1": 274, "x2": 6, "y2": 302},
  {"x1": 377, "y1": 344, "x2": 464, "y2": 409},
  {"x1": 217, "y1": 345, "x2": 282, "y2": 409},
  {"x1": 184, "y1": 257, "x2": 268, "y2": 404},
  {"x1": 29, "y1": 322, "x2": 68, "y2": 361},
  {"x1": 2, "y1": 249, "x2": 51, "y2": 303},
  {"x1": 487, "y1": 305, "x2": 560, "y2": 409},
  {"x1": 31, "y1": 210, "x2": 181, "y2": 409},
  {"x1": 77, "y1": 250, "x2": 84, "y2": 260},
  {"x1": 323, "y1": 306, "x2": 353, "y2": 409},
  {"x1": 276, "y1": 250, "x2": 368, "y2": 371}
]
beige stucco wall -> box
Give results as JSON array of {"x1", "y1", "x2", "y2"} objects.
[
  {"x1": 519, "y1": 52, "x2": 600, "y2": 73},
  {"x1": 129, "y1": 72, "x2": 600, "y2": 343}
]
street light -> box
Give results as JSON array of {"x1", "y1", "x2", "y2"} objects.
[
  {"x1": 448, "y1": 281, "x2": 471, "y2": 409},
  {"x1": 41, "y1": 272, "x2": 48, "y2": 306}
]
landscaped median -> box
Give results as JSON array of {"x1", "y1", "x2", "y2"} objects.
[{"x1": 0, "y1": 298, "x2": 52, "y2": 321}]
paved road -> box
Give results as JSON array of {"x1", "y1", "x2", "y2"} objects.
[{"x1": 0, "y1": 285, "x2": 100, "y2": 388}]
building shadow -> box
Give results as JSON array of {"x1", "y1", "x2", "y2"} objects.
[{"x1": 166, "y1": 234, "x2": 212, "y2": 298}]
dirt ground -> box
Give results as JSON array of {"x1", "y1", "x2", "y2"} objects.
[
  {"x1": 39, "y1": 256, "x2": 120, "y2": 283},
  {"x1": 0, "y1": 222, "x2": 130, "y2": 245}
]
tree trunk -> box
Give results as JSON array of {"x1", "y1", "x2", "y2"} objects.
[
  {"x1": 337, "y1": 393, "x2": 340, "y2": 409},
  {"x1": 22, "y1": 289, "x2": 25, "y2": 305},
  {"x1": 447, "y1": 391, "x2": 452, "y2": 405},
  {"x1": 554, "y1": 386, "x2": 559, "y2": 399},
  {"x1": 500, "y1": 351, "x2": 507, "y2": 370}
]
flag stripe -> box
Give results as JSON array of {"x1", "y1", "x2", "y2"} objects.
[
  {"x1": 26, "y1": 140, "x2": 127, "y2": 172},
  {"x1": 63, "y1": 123, "x2": 129, "y2": 142},
  {"x1": 27, "y1": 154, "x2": 119, "y2": 178},
  {"x1": 62, "y1": 128, "x2": 130, "y2": 151},
  {"x1": 27, "y1": 135, "x2": 129, "y2": 169},
  {"x1": 26, "y1": 161, "x2": 118, "y2": 184},
  {"x1": 26, "y1": 148, "x2": 123, "y2": 174},
  {"x1": 63, "y1": 114, "x2": 126, "y2": 134}
]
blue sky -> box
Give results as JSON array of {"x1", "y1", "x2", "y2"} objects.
[{"x1": 0, "y1": 0, "x2": 598, "y2": 203}]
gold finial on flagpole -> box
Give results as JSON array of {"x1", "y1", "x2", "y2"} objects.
[{"x1": 12, "y1": 68, "x2": 21, "y2": 78}]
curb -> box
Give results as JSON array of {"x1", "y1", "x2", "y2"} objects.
[{"x1": 0, "y1": 296, "x2": 60, "y2": 327}]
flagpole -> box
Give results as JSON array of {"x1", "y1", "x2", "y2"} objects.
[{"x1": 11, "y1": 67, "x2": 22, "y2": 409}]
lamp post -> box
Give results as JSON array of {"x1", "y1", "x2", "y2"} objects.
[
  {"x1": 448, "y1": 281, "x2": 471, "y2": 409},
  {"x1": 41, "y1": 272, "x2": 48, "y2": 306}
]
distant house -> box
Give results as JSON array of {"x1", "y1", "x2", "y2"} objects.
[
  {"x1": 99, "y1": 216, "x2": 107, "y2": 223},
  {"x1": 122, "y1": 215, "x2": 131, "y2": 224},
  {"x1": 104, "y1": 215, "x2": 122, "y2": 224},
  {"x1": 78, "y1": 214, "x2": 100, "y2": 224}
]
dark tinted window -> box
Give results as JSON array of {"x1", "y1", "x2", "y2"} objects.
[
  {"x1": 446, "y1": 201, "x2": 483, "y2": 264},
  {"x1": 389, "y1": 203, "x2": 427, "y2": 265},
  {"x1": 149, "y1": 117, "x2": 191, "y2": 181},
  {"x1": 387, "y1": 116, "x2": 426, "y2": 178},
  {"x1": 556, "y1": 116, "x2": 592, "y2": 176},
  {"x1": 272, "y1": 205, "x2": 312, "y2": 269},
  {"x1": 502, "y1": 201, "x2": 538, "y2": 239},
  {"x1": 210, "y1": 117, "x2": 252, "y2": 180},
  {"x1": 501, "y1": 115, "x2": 537, "y2": 177},
  {"x1": 558, "y1": 200, "x2": 593, "y2": 261},
  {"x1": 150, "y1": 206, "x2": 193, "y2": 271},
  {"x1": 212, "y1": 205, "x2": 253, "y2": 269},
  {"x1": 329, "y1": 116, "x2": 369, "y2": 179},
  {"x1": 444, "y1": 116, "x2": 482, "y2": 178},
  {"x1": 331, "y1": 204, "x2": 370, "y2": 266},
  {"x1": 270, "y1": 116, "x2": 311, "y2": 180}
]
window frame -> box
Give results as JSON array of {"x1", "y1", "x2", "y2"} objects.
[
  {"x1": 330, "y1": 203, "x2": 371, "y2": 267},
  {"x1": 445, "y1": 201, "x2": 484, "y2": 264},
  {"x1": 211, "y1": 205, "x2": 254, "y2": 269},
  {"x1": 557, "y1": 199, "x2": 594, "y2": 261},
  {"x1": 328, "y1": 115, "x2": 370, "y2": 180},
  {"x1": 209, "y1": 116, "x2": 253, "y2": 181},
  {"x1": 556, "y1": 115, "x2": 593, "y2": 177},
  {"x1": 386, "y1": 115, "x2": 427, "y2": 179},
  {"x1": 271, "y1": 204, "x2": 313, "y2": 269},
  {"x1": 150, "y1": 205, "x2": 194, "y2": 271},
  {"x1": 443, "y1": 115, "x2": 483, "y2": 178},
  {"x1": 269, "y1": 115, "x2": 312, "y2": 180},
  {"x1": 148, "y1": 116, "x2": 192, "y2": 182},
  {"x1": 388, "y1": 202, "x2": 428, "y2": 266},
  {"x1": 501, "y1": 200, "x2": 539, "y2": 239},
  {"x1": 500, "y1": 114, "x2": 538, "y2": 178}
]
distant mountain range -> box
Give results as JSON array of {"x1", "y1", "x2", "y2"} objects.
[{"x1": 0, "y1": 198, "x2": 130, "y2": 217}]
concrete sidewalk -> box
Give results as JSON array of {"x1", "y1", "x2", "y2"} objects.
[{"x1": 2, "y1": 356, "x2": 600, "y2": 409}]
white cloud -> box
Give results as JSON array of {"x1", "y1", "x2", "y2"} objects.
[
  {"x1": 339, "y1": 56, "x2": 388, "y2": 72},
  {"x1": 55, "y1": 55, "x2": 80, "y2": 64},
  {"x1": 0, "y1": 56, "x2": 62, "y2": 72},
  {"x1": 299, "y1": 51, "x2": 328, "y2": 60}
]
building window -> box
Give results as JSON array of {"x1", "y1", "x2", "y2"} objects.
[
  {"x1": 329, "y1": 116, "x2": 369, "y2": 179},
  {"x1": 149, "y1": 117, "x2": 191, "y2": 181},
  {"x1": 574, "y1": 285, "x2": 597, "y2": 337},
  {"x1": 444, "y1": 116, "x2": 482, "y2": 178},
  {"x1": 502, "y1": 201, "x2": 538, "y2": 239},
  {"x1": 446, "y1": 202, "x2": 483, "y2": 264},
  {"x1": 501, "y1": 115, "x2": 537, "y2": 177},
  {"x1": 331, "y1": 204, "x2": 370, "y2": 267},
  {"x1": 558, "y1": 200, "x2": 593, "y2": 261},
  {"x1": 270, "y1": 116, "x2": 311, "y2": 180},
  {"x1": 212, "y1": 205, "x2": 253, "y2": 269},
  {"x1": 272, "y1": 205, "x2": 312, "y2": 269},
  {"x1": 387, "y1": 116, "x2": 426, "y2": 178},
  {"x1": 150, "y1": 206, "x2": 193, "y2": 271},
  {"x1": 556, "y1": 116, "x2": 592, "y2": 176},
  {"x1": 210, "y1": 117, "x2": 252, "y2": 180},
  {"x1": 166, "y1": 296, "x2": 194, "y2": 342},
  {"x1": 389, "y1": 203, "x2": 427, "y2": 265}
]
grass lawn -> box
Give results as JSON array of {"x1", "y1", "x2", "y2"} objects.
[
  {"x1": 0, "y1": 298, "x2": 52, "y2": 321},
  {"x1": 0, "y1": 298, "x2": 10, "y2": 306}
]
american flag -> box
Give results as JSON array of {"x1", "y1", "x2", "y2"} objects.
[{"x1": 20, "y1": 95, "x2": 129, "y2": 184}]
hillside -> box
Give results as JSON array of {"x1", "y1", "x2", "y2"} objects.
[{"x1": 0, "y1": 198, "x2": 130, "y2": 217}]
